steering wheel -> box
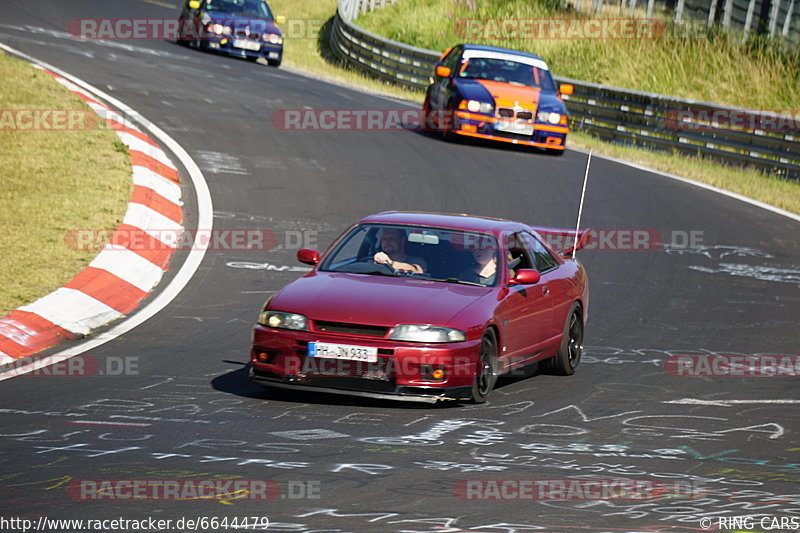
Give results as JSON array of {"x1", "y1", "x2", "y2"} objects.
[{"x1": 342, "y1": 260, "x2": 398, "y2": 275}]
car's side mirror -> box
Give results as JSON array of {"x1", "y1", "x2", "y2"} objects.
[
  {"x1": 510, "y1": 269, "x2": 540, "y2": 285},
  {"x1": 275, "y1": 15, "x2": 286, "y2": 24},
  {"x1": 436, "y1": 65, "x2": 451, "y2": 78},
  {"x1": 559, "y1": 84, "x2": 574, "y2": 96},
  {"x1": 188, "y1": 0, "x2": 201, "y2": 9},
  {"x1": 297, "y1": 249, "x2": 320, "y2": 265}
]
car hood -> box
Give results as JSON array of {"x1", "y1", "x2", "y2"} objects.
[
  {"x1": 270, "y1": 272, "x2": 491, "y2": 327},
  {"x1": 454, "y1": 78, "x2": 543, "y2": 112},
  {"x1": 205, "y1": 10, "x2": 281, "y2": 35}
]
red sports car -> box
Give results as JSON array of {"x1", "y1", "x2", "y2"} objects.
[{"x1": 249, "y1": 212, "x2": 589, "y2": 403}]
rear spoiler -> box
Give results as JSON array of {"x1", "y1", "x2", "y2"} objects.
[{"x1": 530, "y1": 226, "x2": 592, "y2": 259}]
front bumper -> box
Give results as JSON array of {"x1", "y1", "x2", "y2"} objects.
[
  {"x1": 453, "y1": 110, "x2": 568, "y2": 150},
  {"x1": 203, "y1": 37, "x2": 282, "y2": 61},
  {"x1": 249, "y1": 325, "x2": 481, "y2": 402}
]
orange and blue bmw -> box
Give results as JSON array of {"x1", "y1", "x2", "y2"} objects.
[{"x1": 423, "y1": 44, "x2": 573, "y2": 154}]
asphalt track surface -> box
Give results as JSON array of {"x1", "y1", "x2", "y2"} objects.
[{"x1": 1, "y1": 1, "x2": 799, "y2": 532}]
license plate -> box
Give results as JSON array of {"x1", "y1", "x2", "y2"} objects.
[
  {"x1": 233, "y1": 39, "x2": 260, "y2": 51},
  {"x1": 496, "y1": 120, "x2": 534, "y2": 136},
  {"x1": 308, "y1": 342, "x2": 378, "y2": 362}
]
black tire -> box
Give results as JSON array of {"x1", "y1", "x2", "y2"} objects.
[
  {"x1": 268, "y1": 59, "x2": 282, "y2": 67},
  {"x1": 546, "y1": 147, "x2": 565, "y2": 156},
  {"x1": 470, "y1": 329, "x2": 499, "y2": 403},
  {"x1": 547, "y1": 303, "x2": 583, "y2": 375}
]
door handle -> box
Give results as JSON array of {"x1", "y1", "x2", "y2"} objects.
[{"x1": 541, "y1": 285, "x2": 550, "y2": 296}]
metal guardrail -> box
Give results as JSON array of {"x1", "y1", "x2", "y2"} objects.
[{"x1": 330, "y1": 0, "x2": 800, "y2": 181}]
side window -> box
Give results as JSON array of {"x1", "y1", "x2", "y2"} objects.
[
  {"x1": 506, "y1": 233, "x2": 535, "y2": 272},
  {"x1": 442, "y1": 47, "x2": 461, "y2": 73},
  {"x1": 523, "y1": 232, "x2": 558, "y2": 272}
]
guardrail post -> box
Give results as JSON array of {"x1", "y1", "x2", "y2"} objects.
[
  {"x1": 769, "y1": 0, "x2": 782, "y2": 35},
  {"x1": 782, "y1": 0, "x2": 795, "y2": 36}
]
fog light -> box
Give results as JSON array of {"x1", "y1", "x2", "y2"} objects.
[
  {"x1": 461, "y1": 124, "x2": 477, "y2": 133},
  {"x1": 256, "y1": 351, "x2": 269, "y2": 362},
  {"x1": 432, "y1": 369, "x2": 445, "y2": 380}
]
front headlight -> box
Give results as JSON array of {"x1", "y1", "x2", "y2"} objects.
[
  {"x1": 264, "y1": 33, "x2": 283, "y2": 44},
  {"x1": 389, "y1": 324, "x2": 466, "y2": 343},
  {"x1": 258, "y1": 310, "x2": 308, "y2": 330},
  {"x1": 537, "y1": 111, "x2": 562, "y2": 124},
  {"x1": 466, "y1": 100, "x2": 493, "y2": 114}
]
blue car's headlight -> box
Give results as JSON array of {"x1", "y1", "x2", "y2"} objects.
[
  {"x1": 258, "y1": 310, "x2": 308, "y2": 330},
  {"x1": 389, "y1": 324, "x2": 466, "y2": 343},
  {"x1": 263, "y1": 33, "x2": 283, "y2": 44},
  {"x1": 537, "y1": 111, "x2": 563, "y2": 124},
  {"x1": 466, "y1": 100, "x2": 494, "y2": 114}
]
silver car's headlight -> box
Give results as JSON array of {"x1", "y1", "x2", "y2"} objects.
[
  {"x1": 389, "y1": 324, "x2": 466, "y2": 343},
  {"x1": 258, "y1": 310, "x2": 308, "y2": 330}
]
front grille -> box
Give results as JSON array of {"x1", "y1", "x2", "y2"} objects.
[
  {"x1": 497, "y1": 108, "x2": 534, "y2": 121},
  {"x1": 314, "y1": 320, "x2": 389, "y2": 338},
  {"x1": 234, "y1": 31, "x2": 260, "y2": 39}
]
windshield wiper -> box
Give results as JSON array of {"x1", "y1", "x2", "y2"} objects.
[{"x1": 428, "y1": 277, "x2": 484, "y2": 286}]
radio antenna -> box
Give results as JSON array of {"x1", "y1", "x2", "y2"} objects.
[{"x1": 572, "y1": 150, "x2": 591, "y2": 259}]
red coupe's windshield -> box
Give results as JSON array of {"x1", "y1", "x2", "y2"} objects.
[{"x1": 320, "y1": 224, "x2": 501, "y2": 287}]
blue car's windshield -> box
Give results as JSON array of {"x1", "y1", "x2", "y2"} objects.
[
  {"x1": 319, "y1": 223, "x2": 501, "y2": 287},
  {"x1": 458, "y1": 57, "x2": 555, "y2": 91},
  {"x1": 204, "y1": 0, "x2": 273, "y2": 18}
]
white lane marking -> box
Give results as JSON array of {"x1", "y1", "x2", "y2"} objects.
[
  {"x1": 132, "y1": 165, "x2": 183, "y2": 205},
  {"x1": 664, "y1": 398, "x2": 800, "y2": 406},
  {"x1": 0, "y1": 43, "x2": 213, "y2": 381},
  {"x1": 122, "y1": 203, "x2": 182, "y2": 246},
  {"x1": 19, "y1": 288, "x2": 123, "y2": 335},
  {"x1": 568, "y1": 147, "x2": 800, "y2": 224},
  {"x1": 89, "y1": 247, "x2": 165, "y2": 292}
]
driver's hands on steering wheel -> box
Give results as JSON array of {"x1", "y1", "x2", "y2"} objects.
[{"x1": 373, "y1": 251, "x2": 392, "y2": 266}]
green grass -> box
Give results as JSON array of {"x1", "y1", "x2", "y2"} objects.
[
  {"x1": 0, "y1": 52, "x2": 132, "y2": 317},
  {"x1": 356, "y1": 0, "x2": 800, "y2": 109}
]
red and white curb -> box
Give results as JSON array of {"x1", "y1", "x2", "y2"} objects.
[{"x1": 0, "y1": 68, "x2": 183, "y2": 363}]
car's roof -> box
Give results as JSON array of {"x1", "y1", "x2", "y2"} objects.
[
  {"x1": 460, "y1": 44, "x2": 546, "y2": 63},
  {"x1": 359, "y1": 211, "x2": 527, "y2": 233}
]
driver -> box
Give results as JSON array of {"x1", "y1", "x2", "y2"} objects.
[{"x1": 373, "y1": 227, "x2": 427, "y2": 274}]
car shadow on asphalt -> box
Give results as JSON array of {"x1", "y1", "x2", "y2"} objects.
[
  {"x1": 401, "y1": 121, "x2": 565, "y2": 157},
  {"x1": 211, "y1": 360, "x2": 546, "y2": 409}
]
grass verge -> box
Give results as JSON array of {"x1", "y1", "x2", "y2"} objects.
[
  {"x1": 0, "y1": 52, "x2": 132, "y2": 317},
  {"x1": 355, "y1": 0, "x2": 800, "y2": 109},
  {"x1": 271, "y1": 0, "x2": 798, "y2": 214}
]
